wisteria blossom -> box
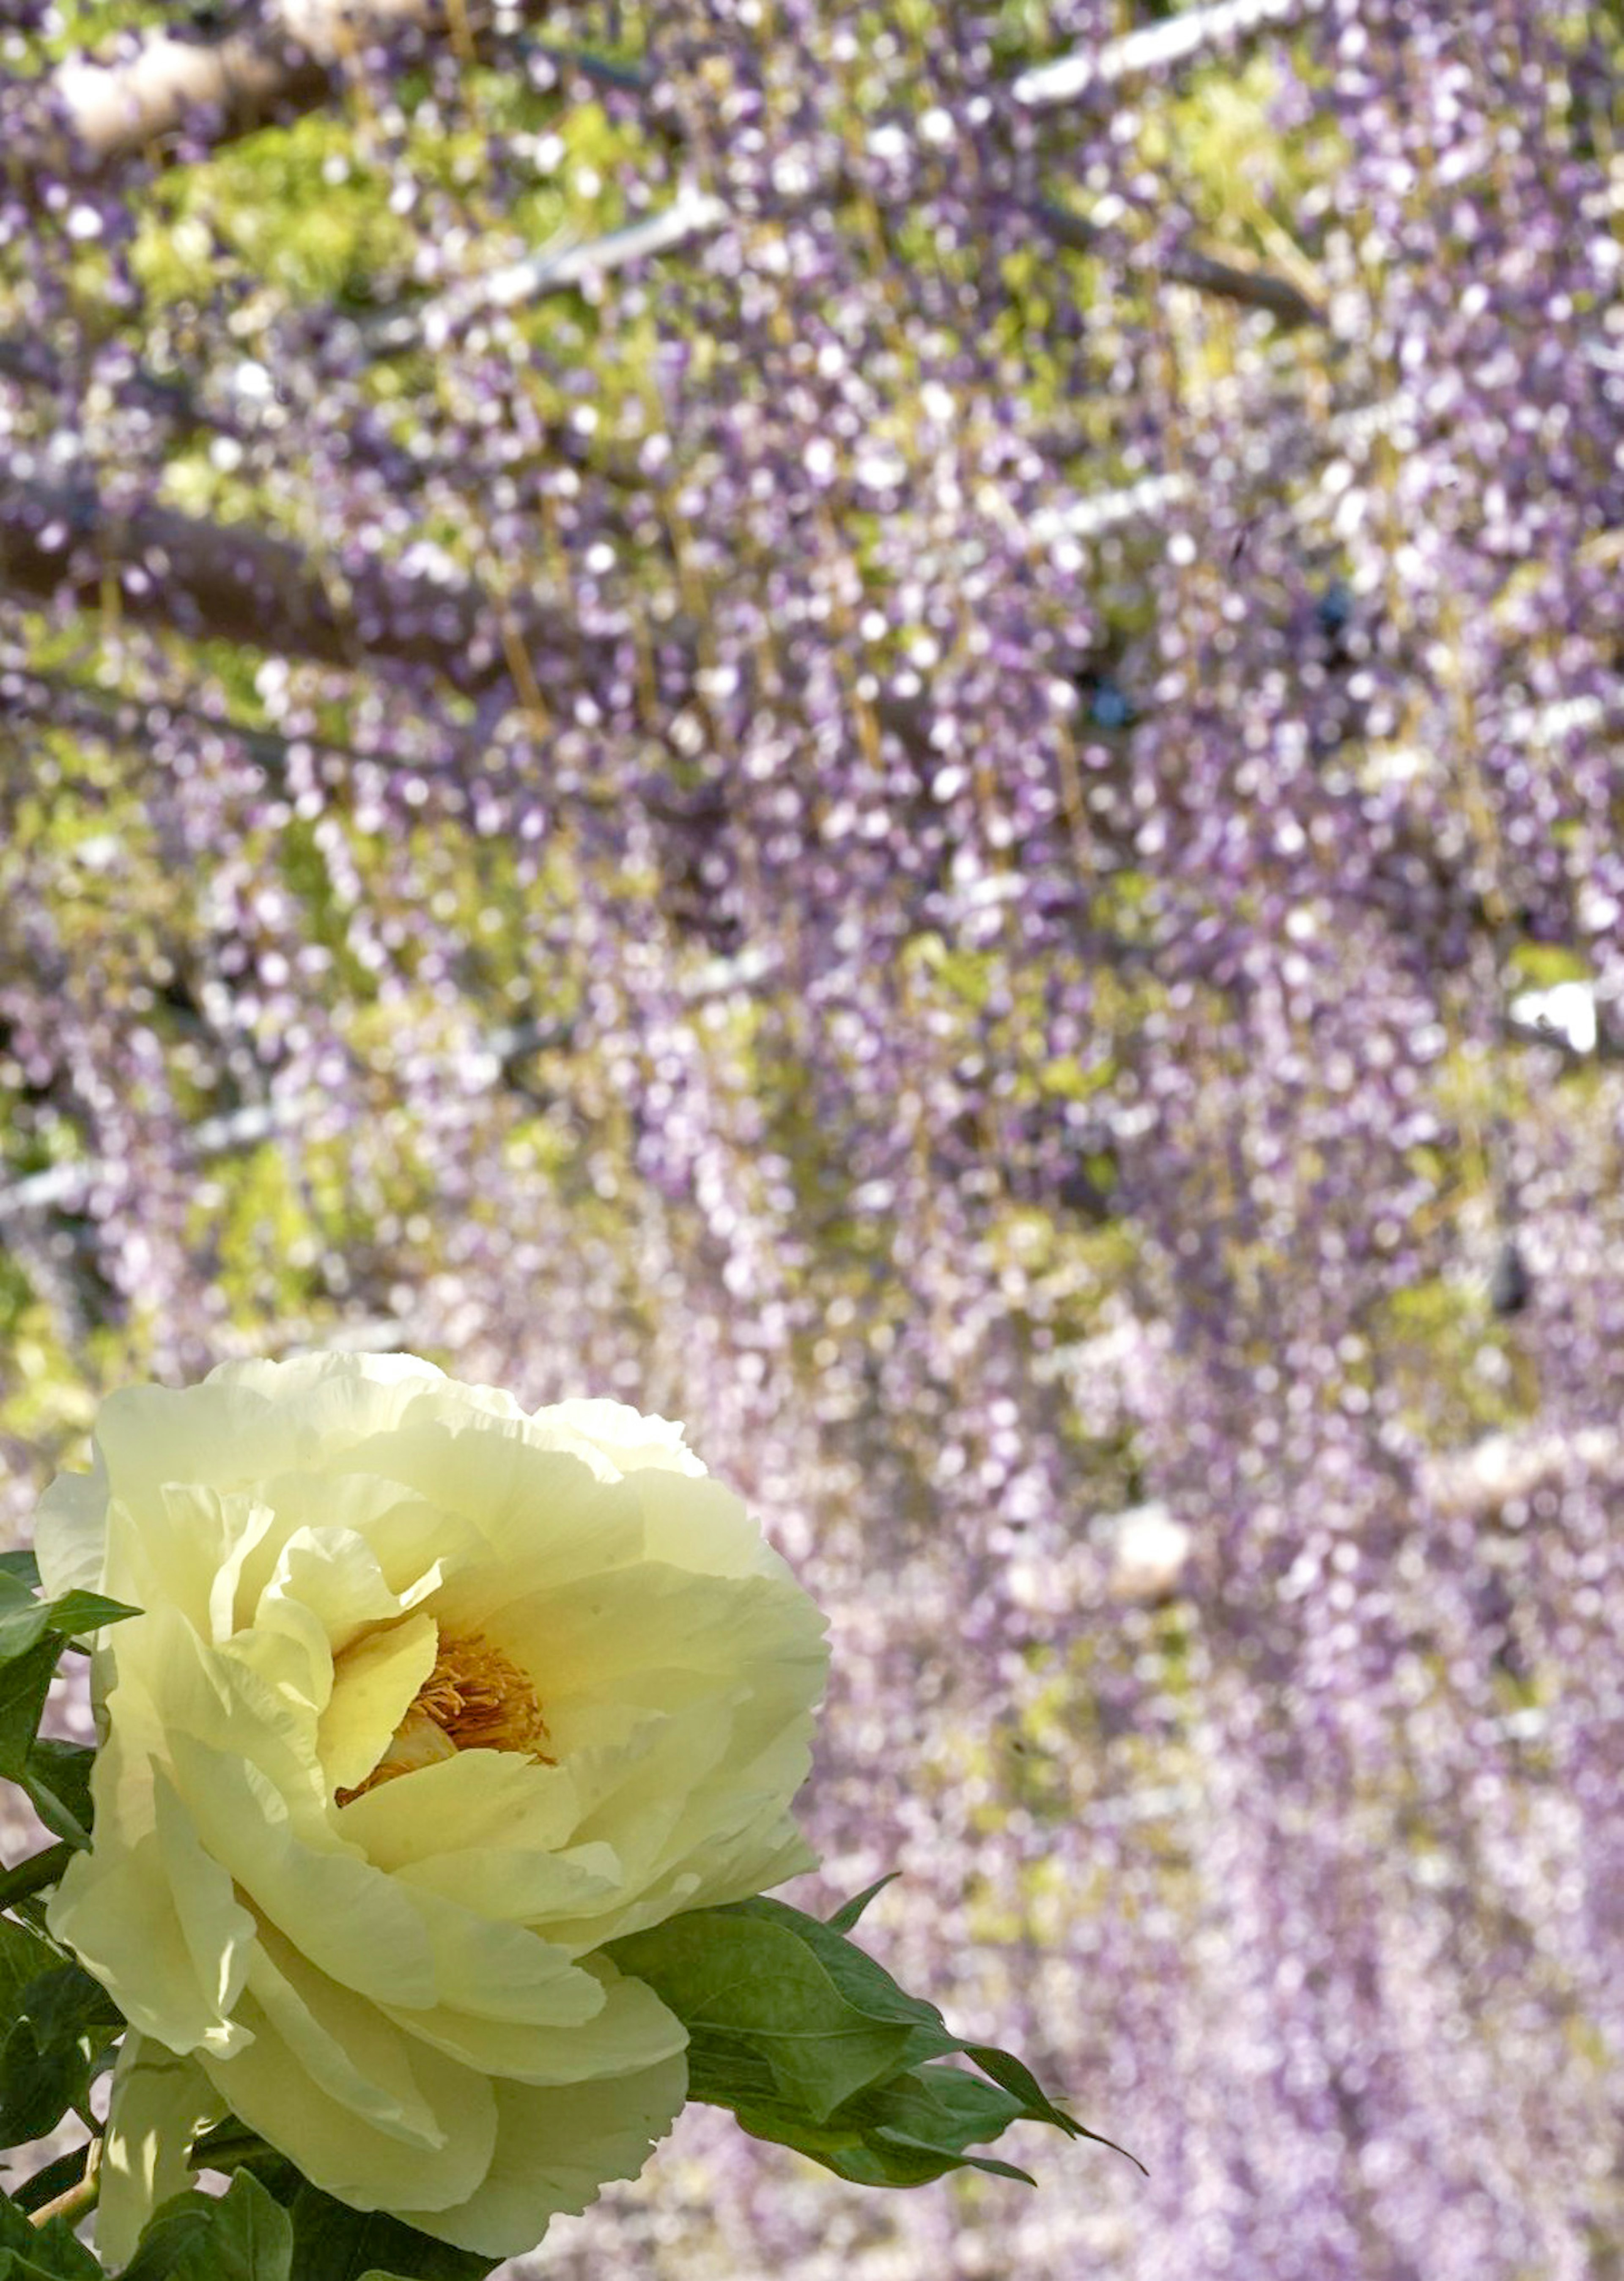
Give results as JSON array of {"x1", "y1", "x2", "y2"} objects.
[{"x1": 1, "y1": 1, "x2": 1620, "y2": 2276}]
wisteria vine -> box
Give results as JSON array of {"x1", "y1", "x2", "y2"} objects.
[{"x1": 2, "y1": 1, "x2": 1621, "y2": 2276}]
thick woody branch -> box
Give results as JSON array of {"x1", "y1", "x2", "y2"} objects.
[
  {"x1": 2, "y1": 0, "x2": 556, "y2": 192},
  {"x1": 0, "y1": 470, "x2": 588, "y2": 691},
  {"x1": 0, "y1": 470, "x2": 947, "y2": 761}
]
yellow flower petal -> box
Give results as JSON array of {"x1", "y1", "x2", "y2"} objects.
[
  {"x1": 392, "y1": 2046, "x2": 690, "y2": 2255},
  {"x1": 97, "y1": 2034, "x2": 225, "y2": 2271},
  {"x1": 332, "y1": 1744, "x2": 579, "y2": 1870},
  {"x1": 319, "y1": 1609, "x2": 439, "y2": 1796},
  {"x1": 48, "y1": 1768, "x2": 255, "y2": 2061},
  {"x1": 379, "y1": 1952, "x2": 685, "y2": 2087}
]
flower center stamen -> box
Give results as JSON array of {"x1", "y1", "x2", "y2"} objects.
[
  {"x1": 414, "y1": 1633, "x2": 553, "y2": 1758},
  {"x1": 337, "y1": 1631, "x2": 554, "y2": 1804}
]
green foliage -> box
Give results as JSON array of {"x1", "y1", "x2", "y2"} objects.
[
  {"x1": 794, "y1": 2064, "x2": 1043, "y2": 2188},
  {"x1": 134, "y1": 117, "x2": 416, "y2": 314},
  {"x1": 0, "y1": 1850, "x2": 74, "y2": 1923},
  {"x1": 121, "y1": 2172, "x2": 293, "y2": 2281},
  {"x1": 1379, "y1": 1274, "x2": 1533, "y2": 1442},
  {"x1": 605, "y1": 1892, "x2": 1138, "y2": 2190},
  {"x1": 280, "y1": 2183, "x2": 496, "y2": 2281},
  {"x1": 0, "y1": 1955, "x2": 123, "y2": 2144},
  {"x1": 168, "y1": 2142, "x2": 495, "y2": 2280},
  {"x1": 16, "y1": 1748, "x2": 96, "y2": 1854},
  {"x1": 0, "y1": 1572, "x2": 140, "y2": 1665},
  {"x1": 0, "y1": 1902, "x2": 123, "y2": 2157},
  {"x1": 0, "y1": 1918, "x2": 60, "y2": 2018},
  {"x1": 0, "y1": 1641, "x2": 67, "y2": 1817},
  {"x1": 823, "y1": 1871, "x2": 900, "y2": 1933},
  {"x1": 0, "y1": 2184, "x2": 101, "y2": 2281},
  {"x1": 184, "y1": 1145, "x2": 325, "y2": 1334},
  {"x1": 0, "y1": 1259, "x2": 35, "y2": 1353},
  {"x1": 21, "y1": 2, "x2": 178, "y2": 60},
  {"x1": 613, "y1": 1896, "x2": 930, "y2": 2123},
  {"x1": 0, "y1": 1571, "x2": 138, "y2": 1850}
]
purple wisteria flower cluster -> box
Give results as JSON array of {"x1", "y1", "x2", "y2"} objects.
[{"x1": 1, "y1": 1, "x2": 1621, "y2": 2276}]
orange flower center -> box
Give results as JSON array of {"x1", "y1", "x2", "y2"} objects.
[{"x1": 337, "y1": 1631, "x2": 554, "y2": 1804}]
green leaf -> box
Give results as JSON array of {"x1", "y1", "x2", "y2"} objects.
[
  {"x1": 824, "y1": 1872, "x2": 900, "y2": 1934},
  {"x1": 5, "y1": 2149, "x2": 86, "y2": 2220},
  {"x1": 0, "y1": 1642, "x2": 60, "y2": 1785},
  {"x1": 19, "y1": 1743, "x2": 96, "y2": 1850},
  {"x1": 956, "y1": 2042, "x2": 1144, "y2": 2170},
  {"x1": 730, "y1": 2051, "x2": 1034, "y2": 2183},
  {"x1": 114, "y1": 2205, "x2": 216, "y2": 2281},
  {"x1": 0, "y1": 1578, "x2": 136, "y2": 1667},
  {"x1": 0, "y1": 1844, "x2": 75, "y2": 1915},
  {"x1": 606, "y1": 1899, "x2": 922, "y2": 2125},
  {"x1": 0, "y1": 1960, "x2": 123, "y2": 2141},
  {"x1": 0, "y1": 1554, "x2": 40, "y2": 1593},
  {"x1": 733, "y1": 1896, "x2": 954, "y2": 2032},
  {"x1": 0, "y1": 1586, "x2": 139, "y2": 1848},
  {"x1": 0, "y1": 2188, "x2": 100, "y2": 2281},
  {"x1": 123, "y1": 2171, "x2": 293, "y2": 2281},
  {"x1": 41, "y1": 1593, "x2": 141, "y2": 1640},
  {"x1": 845, "y1": 2058, "x2": 1028, "y2": 2149},
  {"x1": 0, "y1": 1918, "x2": 58, "y2": 2009},
  {"x1": 827, "y1": 2062, "x2": 1041, "y2": 2185},
  {"x1": 0, "y1": 2239, "x2": 102, "y2": 2280},
  {"x1": 820, "y1": 2128, "x2": 1038, "y2": 2190},
  {"x1": 724, "y1": 2058, "x2": 1038, "y2": 2188},
  {"x1": 285, "y1": 2183, "x2": 497, "y2": 2281},
  {"x1": 0, "y1": 1576, "x2": 50, "y2": 1666},
  {"x1": 607, "y1": 1895, "x2": 1144, "y2": 2185}
]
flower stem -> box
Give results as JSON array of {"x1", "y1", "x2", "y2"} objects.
[
  {"x1": 29, "y1": 2137, "x2": 100, "y2": 2229},
  {"x1": 190, "y1": 2120, "x2": 274, "y2": 2171}
]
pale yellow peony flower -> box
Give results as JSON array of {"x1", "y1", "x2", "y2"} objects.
[{"x1": 32, "y1": 1354, "x2": 828, "y2": 2265}]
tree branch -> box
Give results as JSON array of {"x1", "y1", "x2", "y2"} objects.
[
  {"x1": 355, "y1": 187, "x2": 732, "y2": 357},
  {"x1": 2, "y1": 661, "x2": 436, "y2": 784},
  {"x1": 1011, "y1": 0, "x2": 1322, "y2": 111},
  {"x1": 1033, "y1": 196, "x2": 1325, "y2": 328},
  {"x1": 0, "y1": 468, "x2": 599, "y2": 691},
  {"x1": 0, "y1": 467, "x2": 960, "y2": 781},
  {"x1": 2, "y1": 0, "x2": 558, "y2": 193},
  {"x1": 354, "y1": 164, "x2": 1322, "y2": 372}
]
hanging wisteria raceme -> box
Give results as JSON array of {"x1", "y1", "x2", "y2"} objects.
[{"x1": 2, "y1": 0, "x2": 1622, "y2": 2275}]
